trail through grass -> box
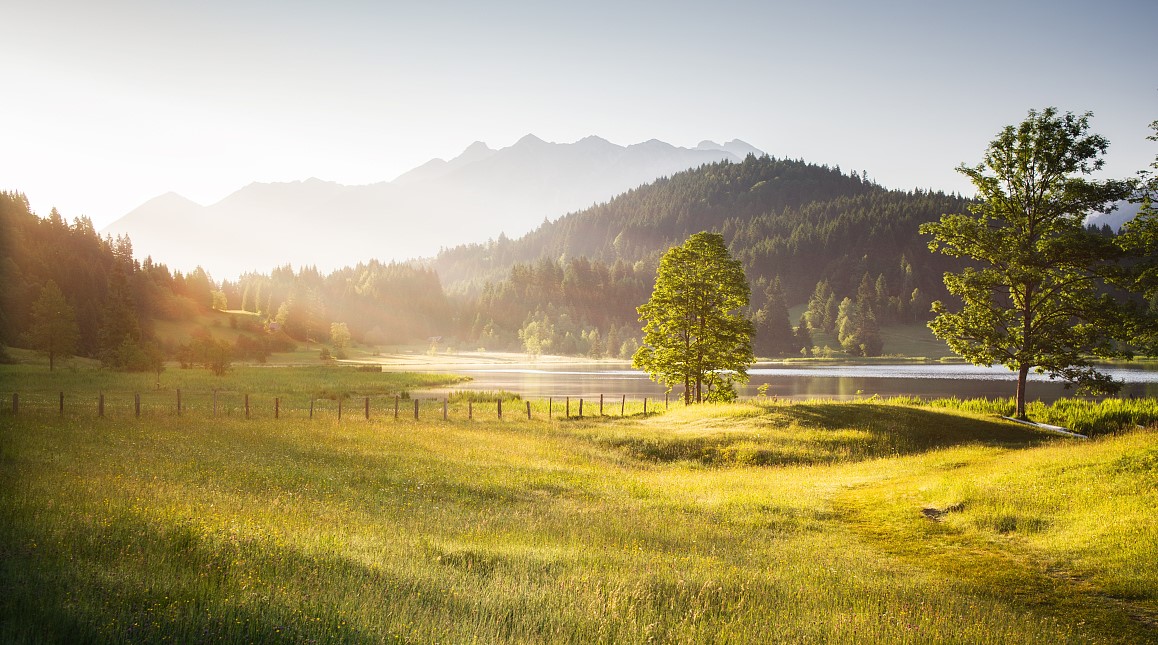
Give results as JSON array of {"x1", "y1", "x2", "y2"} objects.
[{"x1": 1, "y1": 370, "x2": 1155, "y2": 642}]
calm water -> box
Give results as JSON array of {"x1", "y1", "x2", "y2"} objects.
[{"x1": 411, "y1": 361, "x2": 1158, "y2": 402}]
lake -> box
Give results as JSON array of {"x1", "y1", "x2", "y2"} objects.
[{"x1": 410, "y1": 361, "x2": 1158, "y2": 402}]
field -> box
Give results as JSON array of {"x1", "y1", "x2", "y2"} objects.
[{"x1": 1, "y1": 363, "x2": 1156, "y2": 643}]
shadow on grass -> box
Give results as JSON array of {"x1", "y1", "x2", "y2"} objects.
[
  {"x1": 0, "y1": 500, "x2": 545, "y2": 644},
  {"x1": 596, "y1": 403, "x2": 1047, "y2": 467}
]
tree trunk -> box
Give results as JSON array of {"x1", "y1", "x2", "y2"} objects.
[{"x1": 1015, "y1": 364, "x2": 1030, "y2": 420}]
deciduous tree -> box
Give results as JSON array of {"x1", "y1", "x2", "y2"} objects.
[
  {"x1": 633, "y1": 232, "x2": 754, "y2": 403},
  {"x1": 921, "y1": 108, "x2": 1135, "y2": 418}
]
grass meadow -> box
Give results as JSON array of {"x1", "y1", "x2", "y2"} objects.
[{"x1": 1, "y1": 362, "x2": 1156, "y2": 643}]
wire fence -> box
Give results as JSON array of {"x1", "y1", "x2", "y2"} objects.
[{"x1": 1, "y1": 390, "x2": 673, "y2": 423}]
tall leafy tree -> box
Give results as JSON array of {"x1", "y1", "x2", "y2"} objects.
[
  {"x1": 25, "y1": 280, "x2": 79, "y2": 370},
  {"x1": 1117, "y1": 119, "x2": 1158, "y2": 351},
  {"x1": 633, "y1": 232, "x2": 754, "y2": 403},
  {"x1": 921, "y1": 108, "x2": 1135, "y2": 419}
]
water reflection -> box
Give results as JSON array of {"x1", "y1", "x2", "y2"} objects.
[{"x1": 409, "y1": 361, "x2": 1158, "y2": 402}]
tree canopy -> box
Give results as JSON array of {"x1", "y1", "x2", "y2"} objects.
[
  {"x1": 24, "y1": 280, "x2": 79, "y2": 370},
  {"x1": 633, "y1": 232, "x2": 754, "y2": 403},
  {"x1": 920, "y1": 108, "x2": 1138, "y2": 418}
]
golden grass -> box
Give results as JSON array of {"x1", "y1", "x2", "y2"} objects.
[{"x1": 1, "y1": 374, "x2": 1155, "y2": 642}]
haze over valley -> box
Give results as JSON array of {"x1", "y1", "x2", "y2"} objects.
[
  {"x1": 4, "y1": 2, "x2": 1158, "y2": 642},
  {"x1": 101, "y1": 136, "x2": 762, "y2": 279}
]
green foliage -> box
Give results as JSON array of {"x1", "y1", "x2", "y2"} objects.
[
  {"x1": 24, "y1": 280, "x2": 79, "y2": 370},
  {"x1": 921, "y1": 108, "x2": 1138, "y2": 418},
  {"x1": 836, "y1": 274, "x2": 884, "y2": 357},
  {"x1": 634, "y1": 233, "x2": 754, "y2": 403},
  {"x1": 518, "y1": 316, "x2": 553, "y2": 359},
  {"x1": 177, "y1": 330, "x2": 233, "y2": 375},
  {"x1": 923, "y1": 395, "x2": 1158, "y2": 437},
  {"x1": 1117, "y1": 119, "x2": 1158, "y2": 352},
  {"x1": 753, "y1": 278, "x2": 797, "y2": 357},
  {"x1": 242, "y1": 261, "x2": 451, "y2": 346},
  {"x1": 329, "y1": 322, "x2": 351, "y2": 349},
  {"x1": 434, "y1": 156, "x2": 974, "y2": 357}
]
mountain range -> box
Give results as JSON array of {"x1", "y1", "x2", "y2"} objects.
[{"x1": 102, "y1": 136, "x2": 763, "y2": 280}]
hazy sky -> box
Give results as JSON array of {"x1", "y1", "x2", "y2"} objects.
[{"x1": 4, "y1": 0, "x2": 1155, "y2": 230}]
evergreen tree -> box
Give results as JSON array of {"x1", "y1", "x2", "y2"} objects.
[
  {"x1": 835, "y1": 297, "x2": 855, "y2": 350},
  {"x1": 98, "y1": 262, "x2": 142, "y2": 368},
  {"x1": 755, "y1": 278, "x2": 795, "y2": 357},
  {"x1": 794, "y1": 315, "x2": 814, "y2": 357},
  {"x1": 835, "y1": 275, "x2": 884, "y2": 357},
  {"x1": 25, "y1": 280, "x2": 79, "y2": 370},
  {"x1": 806, "y1": 280, "x2": 832, "y2": 331}
]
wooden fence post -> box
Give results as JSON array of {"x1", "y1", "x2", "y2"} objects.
[
  {"x1": 497, "y1": 399, "x2": 502, "y2": 420},
  {"x1": 526, "y1": 400, "x2": 531, "y2": 419},
  {"x1": 99, "y1": 393, "x2": 105, "y2": 417},
  {"x1": 468, "y1": 401, "x2": 473, "y2": 420},
  {"x1": 365, "y1": 396, "x2": 370, "y2": 420},
  {"x1": 548, "y1": 397, "x2": 552, "y2": 420},
  {"x1": 275, "y1": 397, "x2": 280, "y2": 419},
  {"x1": 310, "y1": 399, "x2": 315, "y2": 419},
  {"x1": 579, "y1": 399, "x2": 584, "y2": 418},
  {"x1": 135, "y1": 393, "x2": 141, "y2": 418},
  {"x1": 665, "y1": 391, "x2": 669, "y2": 409},
  {"x1": 621, "y1": 394, "x2": 625, "y2": 416},
  {"x1": 599, "y1": 394, "x2": 603, "y2": 416},
  {"x1": 643, "y1": 397, "x2": 648, "y2": 416},
  {"x1": 413, "y1": 399, "x2": 419, "y2": 420},
  {"x1": 566, "y1": 397, "x2": 570, "y2": 418}
]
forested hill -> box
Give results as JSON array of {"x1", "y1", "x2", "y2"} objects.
[{"x1": 433, "y1": 154, "x2": 973, "y2": 304}]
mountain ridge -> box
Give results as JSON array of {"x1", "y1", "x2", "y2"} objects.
[{"x1": 102, "y1": 136, "x2": 761, "y2": 279}]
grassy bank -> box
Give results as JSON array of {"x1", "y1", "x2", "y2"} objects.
[{"x1": 1, "y1": 368, "x2": 1155, "y2": 642}]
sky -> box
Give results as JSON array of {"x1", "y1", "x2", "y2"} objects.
[{"x1": 3, "y1": 0, "x2": 1156, "y2": 231}]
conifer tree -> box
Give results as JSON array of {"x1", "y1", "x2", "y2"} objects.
[
  {"x1": 99, "y1": 262, "x2": 142, "y2": 368},
  {"x1": 25, "y1": 280, "x2": 79, "y2": 370}
]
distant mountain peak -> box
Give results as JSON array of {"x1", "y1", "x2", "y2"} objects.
[
  {"x1": 149, "y1": 191, "x2": 202, "y2": 207},
  {"x1": 514, "y1": 133, "x2": 549, "y2": 147},
  {"x1": 104, "y1": 133, "x2": 767, "y2": 278},
  {"x1": 461, "y1": 140, "x2": 493, "y2": 155},
  {"x1": 630, "y1": 138, "x2": 676, "y2": 150}
]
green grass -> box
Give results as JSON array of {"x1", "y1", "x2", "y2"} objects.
[
  {"x1": 1, "y1": 365, "x2": 1156, "y2": 642},
  {"x1": 916, "y1": 396, "x2": 1158, "y2": 436},
  {"x1": 780, "y1": 321, "x2": 954, "y2": 361}
]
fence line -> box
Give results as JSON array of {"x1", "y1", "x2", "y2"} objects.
[{"x1": 3, "y1": 390, "x2": 664, "y2": 422}]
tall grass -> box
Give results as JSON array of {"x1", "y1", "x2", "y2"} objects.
[
  {"x1": 914, "y1": 396, "x2": 1158, "y2": 435},
  {"x1": 1, "y1": 364, "x2": 1155, "y2": 642}
]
